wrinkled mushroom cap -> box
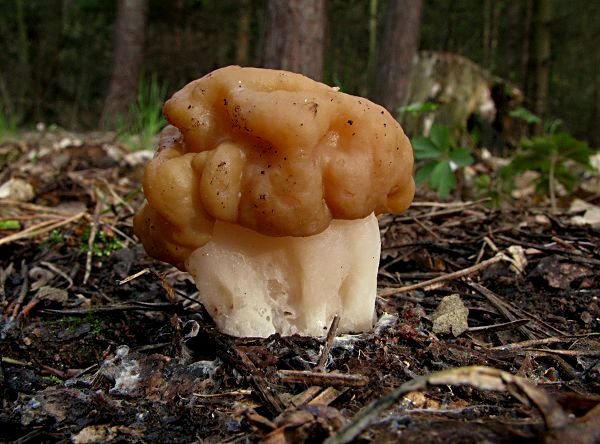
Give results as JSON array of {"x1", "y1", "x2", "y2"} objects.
[{"x1": 134, "y1": 66, "x2": 414, "y2": 268}]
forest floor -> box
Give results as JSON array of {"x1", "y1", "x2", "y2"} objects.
[{"x1": 0, "y1": 129, "x2": 599, "y2": 443}]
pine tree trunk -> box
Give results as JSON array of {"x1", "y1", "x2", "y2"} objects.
[
  {"x1": 15, "y1": 0, "x2": 31, "y2": 120},
  {"x1": 533, "y1": 0, "x2": 551, "y2": 133},
  {"x1": 483, "y1": 0, "x2": 491, "y2": 67},
  {"x1": 261, "y1": 0, "x2": 326, "y2": 81},
  {"x1": 372, "y1": 0, "x2": 423, "y2": 116},
  {"x1": 101, "y1": 0, "x2": 149, "y2": 129},
  {"x1": 33, "y1": 0, "x2": 63, "y2": 121},
  {"x1": 505, "y1": 0, "x2": 522, "y2": 85},
  {"x1": 365, "y1": 0, "x2": 379, "y2": 96},
  {"x1": 235, "y1": 0, "x2": 252, "y2": 66},
  {"x1": 490, "y1": 0, "x2": 500, "y2": 70},
  {"x1": 589, "y1": 72, "x2": 600, "y2": 147}
]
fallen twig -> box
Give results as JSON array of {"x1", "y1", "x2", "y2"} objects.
[
  {"x1": 469, "y1": 282, "x2": 566, "y2": 337},
  {"x1": 381, "y1": 239, "x2": 469, "y2": 251},
  {"x1": 491, "y1": 333, "x2": 600, "y2": 351},
  {"x1": 468, "y1": 319, "x2": 530, "y2": 333},
  {"x1": 379, "y1": 254, "x2": 505, "y2": 296},
  {"x1": 523, "y1": 348, "x2": 600, "y2": 358},
  {"x1": 108, "y1": 223, "x2": 136, "y2": 245},
  {"x1": 0, "y1": 262, "x2": 14, "y2": 304},
  {"x1": 237, "y1": 347, "x2": 286, "y2": 414},
  {"x1": 316, "y1": 315, "x2": 340, "y2": 371},
  {"x1": 277, "y1": 370, "x2": 368, "y2": 387},
  {"x1": 324, "y1": 366, "x2": 570, "y2": 444},
  {"x1": 20, "y1": 292, "x2": 42, "y2": 317},
  {"x1": 193, "y1": 389, "x2": 253, "y2": 398},
  {"x1": 152, "y1": 270, "x2": 178, "y2": 305},
  {"x1": 468, "y1": 282, "x2": 579, "y2": 380},
  {"x1": 413, "y1": 217, "x2": 441, "y2": 239},
  {"x1": 1, "y1": 356, "x2": 31, "y2": 367},
  {"x1": 290, "y1": 386, "x2": 323, "y2": 407},
  {"x1": 118, "y1": 268, "x2": 151, "y2": 285},
  {"x1": 307, "y1": 386, "x2": 348, "y2": 406},
  {"x1": 497, "y1": 234, "x2": 600, "y2": 266},
  {"x1": 475, "y1": 236, "x2": 499, "y2": 264},
  {"x1": 40, "y1": 301, "x2": 174, "y2": 315},
  {"x1": 9, "y1": 261, "x2": 28, "y2": 319},
  {"x1": 409, "y1": 199, "x2": 489, "y2": 208},
  {"x1": 383, "y1": 271, "x2": 444, "y2": 281},
  {"x1": 40, "y1": 261, "x2": 73, "y2": 289},
  {"x1": 0, "y1": 200, "x2": 79, "y2": 215},
  {"x1": 394, "y1": 199, "x2": 489, "y2": 222},
  {"x1": 278, "y1": 316, "x2": 345, "y2": 411},
  {"x1": 83, "y1": 195, "x2": 101, "y2": 285},
  {"x1": 99, "y1": 177, "x2": 135, "y2": 215},
  {"x1": 0, "y1": 211, "x2": 86, "y2": 246},
  {"x1": 468, "y1": 282, "x2": 537, "y2": 340}
]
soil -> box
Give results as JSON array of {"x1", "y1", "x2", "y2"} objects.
[{"x1": 1, "y1": 130, "x2": 599, "y2": 443}]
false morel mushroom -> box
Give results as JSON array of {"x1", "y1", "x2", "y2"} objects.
[{"x1": 134, "y1": 66, "x2": 414, "y2": 337}]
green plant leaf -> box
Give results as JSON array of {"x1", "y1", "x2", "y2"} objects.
[
  {"x1": 449, "y1": 148, "x2": 474, "y2": 167},
  {"x1": 473, "y1": 174, "x2": 491, "y2": 190},
  {"x1": 506, "y1": 153, "x2": 549, "y2": 175},
  {"x1": 119, "y1": 72, "x2": 168, "y2": 151},
  {"x1": 554, "y1": 163, "x2": 578, "y2": 191},
  {"x1": 0, "y1": 220, "x2": 20, "y2": 229},
  {"x1": 429, "y1": 124, "x2": 450, "y2": 150},
  {"x1": 412, "y1": 137, "x2": 442, "y2": 159},
  {"x1": 430, "y1": 160, "x2": 456, "y2": 197},
  {"x1": 398, "y1": 101, "x2": 439, "y2": 115},
  {"x1": 544, "y1": 118, "x2": 563, "y2": 135},
  {"x1": 521, "y1": 136, "x2": 555, "y2": 154},
  {"x1": 553, "y1": 133, "x2": 594, "y2": 167},
  {"x1": 509, "y1": 107, "x2": 541, "y2": 124},
  {"x1": 415, "y1": 161, "x2": 437, "y2": 185},
  {"x1": 507, "y1": 131, "x2": 593, "y2": 204}
]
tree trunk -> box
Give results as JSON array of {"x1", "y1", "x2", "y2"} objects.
[
  {"x1": 505, "y1": 0, "x2": 522, "y2": 85},
  {"x1": 260, "y1": 0, "x2": 326, "y2": 81},
  {"x1": 235, "y1": 0, "x2": 252, "y2": 66},
  {"x1": 533, "y1": 0, "x2": 551, "y2": 133},
  {"x1": 101, "y1": 0, "x2": 149, "y2": 129},
  {"x1": 442, "y1": 2, "x2": 456, "y2": 52},
  {"x1": 33, "y1": 0, "x2": 63, "y2": 121},
  {"x1": 372, "y1": 0, "x2": 423, "y2": 116},
  {"x1": 521, "y1": 0, "x2": 534, "y2": 106},
  {"x1": 365, "y1": 0, "x2": 379, "y2": 96},
  {"x1": 15, "y1": 0, "x2": 31, "y2": 120},
  {"x1": 483, "y1": 0, "x2": 500, "y2": 70},
  {"x1": 490, "y1": 0, "x2": 500, "y2": 70},
  {"x1": 483, "y1": 0, "x2": 491, "y2": 67},
  {"x1": 589, "y1": 70, "x2": 600, "y2": 147}
]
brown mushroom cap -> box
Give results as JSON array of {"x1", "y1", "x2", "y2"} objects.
[{"x1": 134, "y1": 66, "x2": 414, "y2": 267}]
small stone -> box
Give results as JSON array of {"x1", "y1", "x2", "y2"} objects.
[
  {"x1": 37, "y1": 286, "x2": 69, "y2": 304},
  {"x1": 581, "y1": 311, "x2": 593, "y2": 324},
  {"x1": 0, "y1": 178, "x2": 35, "y2": 202},
  {"x1": 431, "y1": 294, "x2": 469, "y2": 337}
]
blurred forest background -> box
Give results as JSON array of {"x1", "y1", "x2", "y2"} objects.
[{"x1": 0, "y1": 0, "x2": 598, "y2": 148}]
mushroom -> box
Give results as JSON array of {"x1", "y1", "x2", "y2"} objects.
[{"x1": 134, "y1": 66, "x2": 414, "y2": 337}]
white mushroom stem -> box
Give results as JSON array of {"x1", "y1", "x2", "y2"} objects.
[{"x1": 185, "y1": 213, "x2": 381, "y2": 337}]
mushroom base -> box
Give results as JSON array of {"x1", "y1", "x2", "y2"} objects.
[{"x1": 185, "y1": 213, "x2": 381, "y2": 337}]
